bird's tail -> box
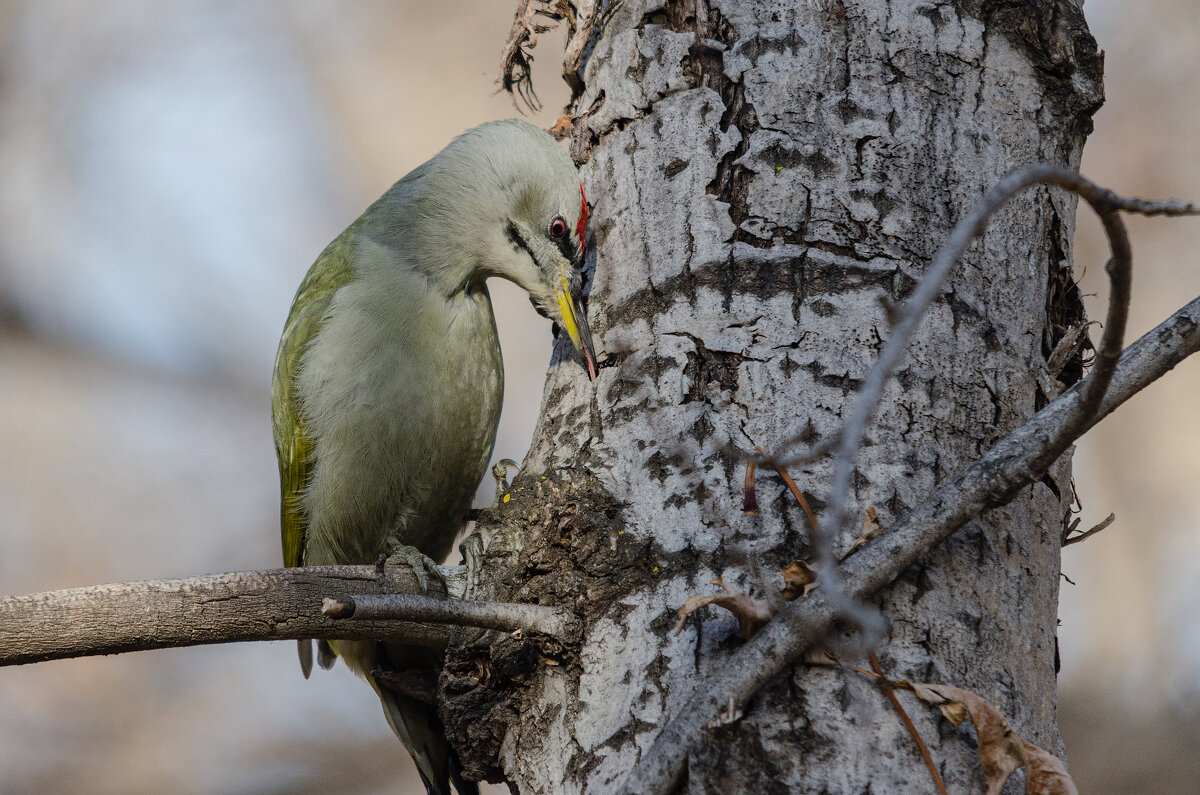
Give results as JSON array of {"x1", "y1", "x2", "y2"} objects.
[
  {"x1": 331, "y1": 637, "x2": 476, "y2": 795},
  {"x1": 297, "y1": 639, "x2": 313, "y2": 678},
  {"x1": 372, "y1": 674, "x2": 479, "y2": 795}
]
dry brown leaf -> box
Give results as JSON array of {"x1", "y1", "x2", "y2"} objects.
[
  {"x1": 1023, "y1": 741, "x2": 1078, "y2": 795},
  {"x1": 547, "y1": 114, "x2": 574, "y2": 139},
  {"x1": 674, "y1": 578, "x2": 777, "y2": 639},
  {"x1": 842, "y1": 505, "x2": 884, "y2": 560},
  {"x1": 860, "y1": 505, "x2": 883, "y2": 541},
  {"x1": 706, "y1": 696, "x2": 744, "y2": 728},
  {"x1": 781, "y1": 560, "x2": 818, "y2": 600},
  {"x1": 908, "y1": 682, "x2": 1076, "y2": 795},
  {"x1": 743, "y1": 460, "x2": 759, "y2": 515},
  {"x1": 911, "y1": 683, "x2": 1023, "y2": 794}
]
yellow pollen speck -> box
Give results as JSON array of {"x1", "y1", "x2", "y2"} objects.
[
  {"x1": 775, "y1": 166, "x2": 784, "y2": 172},
  {"x1": 503, "y1": 493, "x2": 511, "y2": 503},
  {"x1": 652, "y1": 566, "x2": 659, "y2": 573}
]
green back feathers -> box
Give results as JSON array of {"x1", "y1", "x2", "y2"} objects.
[{"x1": 272, "y1": 218, "x2": 361, "y2": 568}]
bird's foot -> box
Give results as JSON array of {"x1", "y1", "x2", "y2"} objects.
[{"x1": 382, "y1": 544, "x2": 444, "y2": 595}]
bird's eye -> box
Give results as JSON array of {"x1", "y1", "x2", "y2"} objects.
[{"x1": 549, "y1": 217, "x2": 568, "y2": 238}]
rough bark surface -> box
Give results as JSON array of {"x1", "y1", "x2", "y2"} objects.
[{"x1": 446, "y1": 1, "x2": 1102, "y2": 791}]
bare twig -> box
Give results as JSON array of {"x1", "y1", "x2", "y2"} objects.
[
  {"x1": 755, "y1": 444, "x2": 820, "y2": 536},
  {"x1": 500, "y1": 0, "x2": 568, "y2": 112},
  {"x1": 324, "y1": 593, "x2": 577, "y2": 637},
  {"x1": 1062, "y1": 512, "x2": 1116, "y2": 547},
  {"x1": 744, "y1": 425, "x2": 843, "y2": 468},
  {"x1": 499, "y1": 0, "x2": 601, "y2": 112},
  {"x1": 869, "y1": 652, "x2": 949, "y2": 795},
  {"x1": 620, "y1": 168, "x2": 1200, "y2": 794}
]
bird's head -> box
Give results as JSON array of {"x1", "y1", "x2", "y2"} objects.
[{"x1": 414, "y1": 119, "x2": 597, "y2": 381}]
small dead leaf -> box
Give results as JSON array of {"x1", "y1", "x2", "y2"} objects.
[
  {"x1": 841, "y1": 506, "x2": 884, "y2": 561},
  {"x1": 861, "y1": 505, "x2": 883, "y2": 540},
  {"x1": 911, "y1": 683, "x2": 1022, "y2": 794},
  {"x1": 675, "y1": 578, "x2": 777, "y2": 639},
  {"x1": 781, "y1": 560, "x2": 818, "y2": 600},
  {"x1": 706, "y1": 696, "x2": 744, "y2": 728},
  {"x1": 1023, "y1": 741, "x2": 1079, "y2": 795},
  {"x1": 907, "y1": 682, "x2": 1076, "y2": 795}
]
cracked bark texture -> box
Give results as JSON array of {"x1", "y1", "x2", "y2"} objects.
[{"x1": 445, "y1": 1, "x2": 1102, "y2": 791}]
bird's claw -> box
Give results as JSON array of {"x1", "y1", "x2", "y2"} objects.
[
  {"x1": 383, "y1": 545, "x2": 444, "y2": 595},
  {"x1": 490, "y1": 458, "x2": 521, "y2": 507},
  {"x1": 460, "y1": 533, "x2": 485, "y2": 601}
]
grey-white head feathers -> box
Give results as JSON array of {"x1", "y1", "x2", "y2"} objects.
[{"x1": 362, "y1": 119, "x2": 595, "y2": 376}]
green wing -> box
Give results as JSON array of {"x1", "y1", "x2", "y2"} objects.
[{"x1": 272, "y1": 220, "x2": 361, "y2": 569}]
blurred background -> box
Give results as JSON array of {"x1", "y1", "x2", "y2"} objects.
[{"x1": 0, "y1": 1, "x2": 1195, "y2": 792}]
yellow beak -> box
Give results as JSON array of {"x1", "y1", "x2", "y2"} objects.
[{"x1": 556, "y1": 282, "x2": 597, "y2": 381}]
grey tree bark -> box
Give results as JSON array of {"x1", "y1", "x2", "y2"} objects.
[{"x1": 447, "y1": 1, "x2": 1103, "y2": 792}]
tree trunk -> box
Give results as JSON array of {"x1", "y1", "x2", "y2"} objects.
[{"x1": 446, "y1": 0, "x2": 1102, "y2": 791}]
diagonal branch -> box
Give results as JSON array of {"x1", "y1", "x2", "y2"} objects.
[
  {"x1": 620, "y1": 168, "x2": 1200, "y2": 794},
  {"x1": 623, "y1": 290, "x2": 1200, "y2": 795},
  {"x1": 807, "y1": 166, "x2": 1145, "y2": 652}
]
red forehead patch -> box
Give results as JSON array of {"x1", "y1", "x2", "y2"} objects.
[{"x1": 576, "y1": 181, "x2": 588, "y2": 257}]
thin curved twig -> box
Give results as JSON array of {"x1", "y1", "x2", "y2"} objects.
[
  {"x1": 1062, "y1": 512, "x2": 1116, "y2": 547},
  {"x1": 621, "y1": 170, "x2": 1200, "y2": 795},
  {"x1": 870, "y1": 652, "x2": 949, "y2": 795},
  {"x1": 741, "y1": 426, "x2": 844, "y2": 468},
  {"x1": 812, "y1": 166, "x2": 1139, "y2": 651},
  {"x1": 754, "y1": 445, "x2": 821, "y2": 535}
]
